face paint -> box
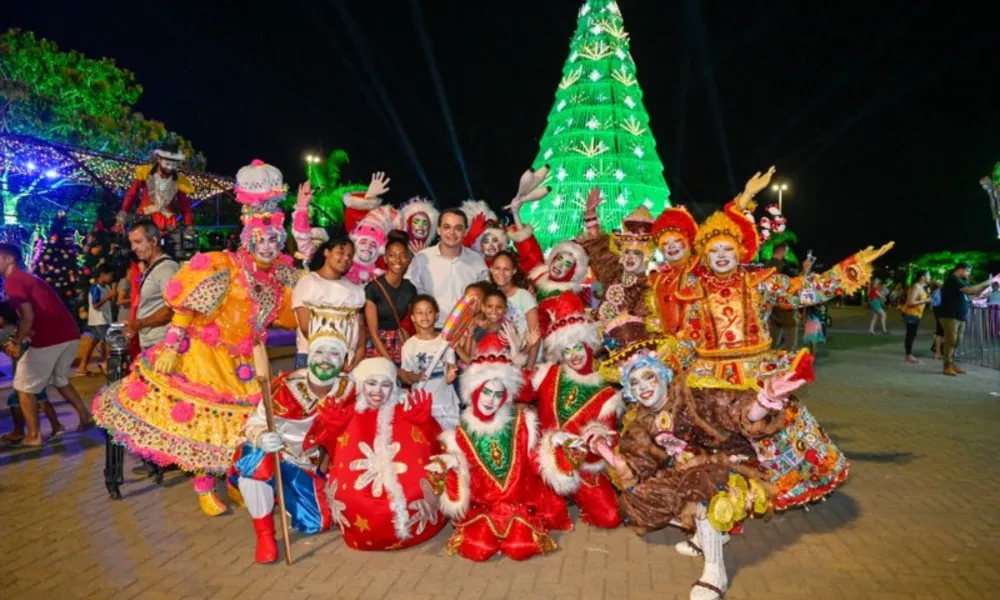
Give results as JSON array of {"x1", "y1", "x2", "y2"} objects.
[
  {"x1": 362, "y1": 375, "x2": 395, "y2": 408},
  {"x1": 561, "y1": 342, "x2": 590, "y2": 373},
  {"x1": 480, "y1": 231, "x2": 504, "y2": 257},
  {"x1": 354, "y1": 236, "x2": 379, "y2": 264},
  {"x1": 410, "y1": 214, "x2": 430, "y2": 240},
  {"x1": 477, "y1": 379, "x2": 506, "y2": 417},
  {"x1": 307, "y1": 342, "x2": 345, "y2": 386},
  {"x1": 549, "y1": 252, "x2": 575, "y2": 280},
  {"x1": 627, "y1": 366, "x2": 667, "y2": 409},
  {"x1": 621, "y1": 249, "x2": 646, "y2": 274},
  {"x1": 707, "y1": 239, "x2": 738, "y2": 274},
  {"x1": 251, "y1": 231, "x2": 282, "y2": 264}
]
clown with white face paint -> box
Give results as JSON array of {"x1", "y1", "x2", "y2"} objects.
[
  {"x1": 93, "y1": 158, "x2": 305, "y2": 518},
  {"x1": 345, "y1": 205, "x2": 397, "y2": 286},
  {"x1": 597, "y1": 330, "x2": 802, "y2": 600},
  {"x1": 527, "y1": 292, "x2": 623, "y2": 529},
  {"x1": 646, "y1": 205, "x2": 699, "y2": 336},
  {"x1": 425, "y1": 332, "x2": 582, "y2": 562},
  {"x1": 460, "y1": 199, "x2": 508, "y2": 267},
  {"x1": 229, "y1": 315, "x2": 352, "y2": 564},
  {"x1": 400, "y1": 197, "x2": 440, "y2": 254},
  {"x1": 303, "y1": 357, "x2": 447, "y2": 551}
]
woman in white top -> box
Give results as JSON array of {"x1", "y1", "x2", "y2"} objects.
[
  {"x1": 291, "y1": 233, "x2": 367, "y2": 371},
  {"x1": 489, "y1": 250, "x2": 540, "y2": 357}
]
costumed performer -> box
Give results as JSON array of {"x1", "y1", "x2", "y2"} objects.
[
  {"x1": 528, "y1": 291, "x2": 623, "y2": 528},
  {"x1": 597, "y1": 331, "x2": 805, "y2": 600},
  {"x1": 346, "y1": 205, "x2": 397, "y2": 286},
  {"x1": 425, "y1": 332, "x2": 579, "y2": 561},
  {"x1": 118, "y1": 142, "x2": 193, "y2": 234},
  {"x1": 304, "y1": 357, "x2": 447, "y2": 550},
  {"x1": 228, "y1": 312, "x2": 354, "y2": 563},
  {"x1": 93, "y1": 159, "x2": 306, "y2": 516},
  {"x1": 646, "y1": 205, "x2": 699, "y2": 336},
  {"x1": 677, "y1": 167, "x2": 893, "y2": 509},
  {"x1": 342, "y1": 171, "x2": 391, "y2": 234},
  {"x1": 400, "y1": 196, "x2": 440, "y2": 254},
  {"x1": 461, "y1": 200, "x2": 508, "y2": 267}
]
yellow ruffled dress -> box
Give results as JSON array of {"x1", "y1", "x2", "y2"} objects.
[{"x1": 93, "y1": 250, "x2": 300, "y2": 474}]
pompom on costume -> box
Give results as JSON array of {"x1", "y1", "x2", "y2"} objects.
[
  {"x1": 673, "y1": 183, "x2": 893, "y2": 510},
  {"x1": 93, "y1": 159, "x2": 303, "y2": 516},
  {"x1": 119, "y1": 144, "x2": 194, "y2": 232},
  {"x1": 461, "y1": 200, "x2": 508, "y2": 266},
  {"x1": 304, "y1": 358, "x2": 448, "y2": 551},
  {"x1": 228, "y1": 321, "x2": 354, "y2": 563},
  {"x1": 527, "y1": 292, "x2": 623, "y2": 529},
  {"x1": 346, "y1": 205, "x2": 398, "y2": 286},
  {"x1": 400, "y1": 197, "x2": 439, "y2": 254},
  {"x1": 427, "y1": 333, "x2": 580, "y2": 562}
]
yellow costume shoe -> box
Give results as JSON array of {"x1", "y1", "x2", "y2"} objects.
[
  {"x1": 227, "y1": 482, "x2": 246, "y2": 508},
  {"x1": 199, "y1": 490, "x2": 229, "y2": 516}
]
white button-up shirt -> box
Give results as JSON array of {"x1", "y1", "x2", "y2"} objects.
[{"x1": 405, "y1": 245, "x2": 489, "y2": 327}]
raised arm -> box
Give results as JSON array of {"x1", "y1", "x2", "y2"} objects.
[{"x1": 762, "y1": 242, "x2": 894, "y2": 311}]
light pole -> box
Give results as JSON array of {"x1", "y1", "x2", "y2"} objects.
[{"x1": 771, "y1": 182, "x2": 789, "y2": 212}]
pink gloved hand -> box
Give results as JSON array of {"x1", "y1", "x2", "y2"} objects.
[{"x1": 296, "y1": 181, "x2": 314, "y2": 210}]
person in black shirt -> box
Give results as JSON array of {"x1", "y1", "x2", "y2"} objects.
[
  {"x1": 363, "y1": 236, "x2": 416, "y2": 364},
  {"x1": 938, "y1": 262, "x2": 993, "y2": 376}
]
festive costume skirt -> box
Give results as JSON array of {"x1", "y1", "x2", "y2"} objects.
[
  {"x1": 92, "y1": 340, "x2": 263, "y2": 474},
  {"x1": 365, "y1": 329, "x2": 404, "y2": 364},
  {"x1": 751, "y1": 403, "x2": 849, "y2": 510},
  {"x1": 447, "y1": 502, "x2": 558, "y2": 562},
  {"x1": 802, "y1": 318, "x2": 825, "y2": 345}
]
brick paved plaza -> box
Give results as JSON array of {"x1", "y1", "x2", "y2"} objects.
[{"x1": 1, "y1": 307, "x2": 998, "y2": 599}]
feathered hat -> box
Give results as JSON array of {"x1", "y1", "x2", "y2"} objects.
[
  {"x1": 543, "y1": 291, "x2": 600, "y2": 361},
  {"x1": 695, "y1": 201, "x2": 760, "y2": 262},
  {"x1": 460, "y1": 331, "x2": 525, "y2": 402},
  {"x1": 461, "y1": 199, "x2": 507, "y2": 252},
  {"x1": 235, "y1": 159, "x2": 288, "y2": 247},
  {"x1": 400, "y1": 197, "x2": 439, "y2": 242},
  {"x1": 651, "y1": 206, "x2": 698, "y2": 249},
  {"x1": 610, "y1": 206, "x2": 655, "y2": 257}
]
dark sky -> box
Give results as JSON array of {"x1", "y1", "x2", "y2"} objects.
[{"x1": 5, "y1": 0, "x2": 998, "y2": 263}]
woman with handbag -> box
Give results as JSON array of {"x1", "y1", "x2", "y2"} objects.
[{"x1": 364, "y1": 235, "x2": 416, "y2": 364}]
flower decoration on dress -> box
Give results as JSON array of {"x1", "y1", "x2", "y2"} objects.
[
  {"x1": 125, "y1": 379, "x2": 149, "y2": 401},
  {"x1": 235, "y1": 363, "x2": 256, "y2": 382},
  {"x1": 188, "y1": 253, "x2": 212, "y2": 271},
  {"x1": 170, "y1": 401, "x2": 195, "y2": 424}
]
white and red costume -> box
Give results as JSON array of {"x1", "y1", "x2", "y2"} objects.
[
  {"x1": 306, "y1": 358, "x2": 447, "y2": 551},
  {"x1": 119, "y1": 145, "x2": 193, "y2": 232},
  {"x1": 528, "y1": 292, "x2": 623, "y2": 528},
  {"x1": 346, "y1": 205, "x2": 397, "y2": 286},
  {"x1": 400, "y1": 197, "x2": 439, "y2": 254},
  {"x1": 461, "y1": 200, "x2": 508, "y2": 267},
  {"x1": 428, "y1": 333, "x2": 582, "y2": 562}
]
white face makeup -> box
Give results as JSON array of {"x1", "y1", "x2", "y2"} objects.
[
  {"x1": 410, "y1": 213, "x2": 430, "y2": 240},
  {"x1": 307, "y1": 341, "x2": 345, "y2": 386},
  {"x1": 362, "y1": 375, "x2": 394, "y2": 408},
  {"x1": 707, "y1": 239, "x2": 738, "y2": 274},
  {"x1": 354, "y1": 236, "x2": 379, "y2": 264},
  {"x1": 252, "y1": 231, "x2": 282, "y2": 264},
  {"x1": 477, "y1": 379, "x2": 507, "y2": 416},
  {"x1": 660, "y1": 233, "x2": 689, "y2": 264},
  {"x1": 561, "y1": 342, "x2": 589, "y2": 372},
  {"x1": 480, "y1": 231, "x2": 504, "y2": 257},
  {"x1": 621, "y1": 249, "x2": 646, "y2": 274},
  {"x1": 627, "y1": 366, "x2": 667, "y2": 409},
  {"x1": 549, "y1": 252, "x2": 575, "y2": 280}
]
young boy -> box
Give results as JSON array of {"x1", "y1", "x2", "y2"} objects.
[
  {"x1": 76, "y1": 267, "x2": 116, "y2": 376},
  {"x1": 1, "y1": 303, "x2": 63, "y2": 444}
]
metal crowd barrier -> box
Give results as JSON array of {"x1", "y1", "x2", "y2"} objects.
[{"x1": 955, "y1": 306, "x2": 1000, "y2": 370}]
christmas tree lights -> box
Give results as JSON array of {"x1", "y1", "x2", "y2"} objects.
[{"x1": 522, "y1": 0, "x2": 671, "y2": 249}]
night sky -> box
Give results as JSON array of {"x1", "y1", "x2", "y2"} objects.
[{"x1": 5, "y1": 0, "x2": 998, "y2": 264}]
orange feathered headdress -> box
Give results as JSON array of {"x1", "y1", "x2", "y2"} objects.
[
  {"x1": 694, "y1": 201, "x2": 760, "y2": 262},
  {"x1": 652, "y1": 206, "x2": 698, "y2": 249}
]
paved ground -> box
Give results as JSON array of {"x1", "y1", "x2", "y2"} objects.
[{"x1": 1, "y1": 307, "x2": 998, "y2": 600}]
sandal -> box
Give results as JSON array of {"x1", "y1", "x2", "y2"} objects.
[
  {"x1": 692, "y1": 580, "x2": 726, "y2": 598},
  {"x1": 48, "y1": 427, "x2": 66, "y2": 440},
  {"x1": 77, "y1": 419, "x2": 97, "y2": 432},
  {"x1": 1, "y1": 431, "x2": 25, "y2": 445},
  {"x1": 680, "y1": 540, "x2": 703, "y2": 556}
]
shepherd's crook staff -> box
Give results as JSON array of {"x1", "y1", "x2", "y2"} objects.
[{"x1": 253, "y1": 344, "x2": 293, "y2": 565}]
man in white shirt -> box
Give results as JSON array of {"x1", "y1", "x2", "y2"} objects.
[{"x1": 405, "y1": 209, "x2": 489, "y2": 327}]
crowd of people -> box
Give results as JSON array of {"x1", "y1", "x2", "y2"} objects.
[{"x1": 0, "y1": 150, "x2": 908, "y2": 598}]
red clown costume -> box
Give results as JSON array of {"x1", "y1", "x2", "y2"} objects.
[
  {"x1": 119, "y1": 143, "x2": 194, "y2": 232},
  {"x1": 400, "y1": 196, "x2": 440, "y2": 254},
  {"x1": 647, "y1": 206, "x2": 700, "y2": 336},
  {"x1": 460, "y1": 200, "x2": 508, "y2": 267},
  {"x1": 528, "y1": 292, "x2": 623, "y2": 528},
  {"x1": 305, "y1": 357, "x2": 447, "y2": 551},
  {"x1": 427, "y1": 333, "x2": 582, "y2": 561},
  {"x1": 507, "y1": 226, "x2": 590, "y2": 336}
]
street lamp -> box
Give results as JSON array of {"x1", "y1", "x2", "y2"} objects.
[
  {"x1": 304, "y1": 154, "x2": 321, "y2": 165},
  {"x1": 771, "y1": 182, "x2": 789, "y2": 212}
]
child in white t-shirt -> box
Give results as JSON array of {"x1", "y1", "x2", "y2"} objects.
[{"x1": 398, "y1": 295, "x2": 460, "y2": 430}]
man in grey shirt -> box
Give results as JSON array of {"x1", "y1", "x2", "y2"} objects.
[{"x1": 124, "y1": 221, "x2": 180, "y2": 350}]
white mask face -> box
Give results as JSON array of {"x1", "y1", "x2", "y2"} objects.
[
  {"x1": 621, "y1": 249, "x2": 646, "y2": 274},
  {"x1": 362, "y1": 375, "x2": 394, "y2": 408},
  {"x1": 660, "y1": 233, "x2": 689, "y2": 264},
  {"x1": 410, "y1": 214, "x2": 430, "y2": 240},
  {"x1": 549, "y1": 252, "x2": 575, "y2": 280},
  {"x1": 477, "y1": 379, "x2": 506, "y2": 416},
  {"x1": 561, "y1": 343, "x2": 589, "y2": 372},
  {"x1": 251, "y1": 231, "x2": 282, "y2": 264},
  {"x1": 354, "y1": 236, "x2": 378, "y2": 264},
  {"x1": 307, "y1": 341, "x2": 345, "y2": 386},
  {"x1": 480, "y1": 232, "x2": 504, "y2": 257},
  {"x1": 707, "y1": 239, "x2": 738, "y2": 274},
  {"x1": 627, "y1": 366, "x2": 667, "y2": 408}
]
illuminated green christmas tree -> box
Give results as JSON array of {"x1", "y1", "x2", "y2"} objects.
[{"x1": 522, "y1": 0, "x2": 671, "y2": 250}]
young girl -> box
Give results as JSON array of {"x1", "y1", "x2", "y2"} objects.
[
  {"x1": 868, "y1": 277, "x2": 888, "y2": 335},
  {"x1": 398, "y1": 295, "x2": 460, "y2": 430},
  {"x1": 802, "y1": 303, "x2": 829, "y2": 356},
  {"x1": 364, "y1": 235, "x2": 416, "y2": 364}
]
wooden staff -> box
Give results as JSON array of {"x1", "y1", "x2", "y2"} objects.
[{"x1": 253, "y1": 344, "x2": 293, "y2": 565}]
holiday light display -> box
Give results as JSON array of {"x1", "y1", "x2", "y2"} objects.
[{"x1": 522, "y1": 0, "x2": 671, "y2": 250}]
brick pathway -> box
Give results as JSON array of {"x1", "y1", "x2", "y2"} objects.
[{"x1": 1, "y1": 308, "x2": 998, "y2": 599}]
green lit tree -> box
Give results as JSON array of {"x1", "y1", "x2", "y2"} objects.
[
  {"x1": 33, "y1": 212, "x2": 83, "y2": 318},
  {"x1": 281, "y1": 149, "x2": 366, "y2": 230},
  {"x1": 521, "y1": 0, "x2": 671, "y2": 250},
  {"x1": 0, "y1": 29, "x2": 203, "y2": 226}
]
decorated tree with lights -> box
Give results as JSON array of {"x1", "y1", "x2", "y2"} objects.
[
  {"x1": 0, "y1": 28, "x2": 202, "y2": 227},
  {"x1": 33, "y1": 212, "x2": 83, "y2": 317},
  {"x1": 282, "y1": 149, "x2": 366, "y2": 229},
  {"x1": 521, "y1": 0, "x2": 671, "y2": 250}
]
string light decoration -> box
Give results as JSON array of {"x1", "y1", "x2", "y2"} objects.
[{"x1": 522, "y1": 0, "x2": 671, "y2": 250}]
